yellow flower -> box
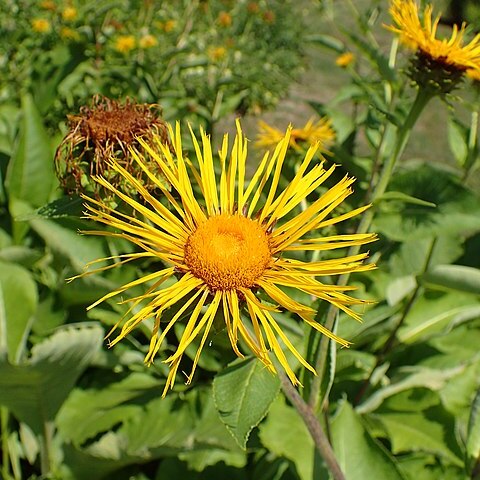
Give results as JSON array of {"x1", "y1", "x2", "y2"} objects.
[
  {"x1": 467, "y1": 68, "x2": 480, "y2": 83},
  {"x1": 217, "y1": 11, "x2": 232, "y2": 27},
  {"x1": 60, "y1": 26, "x2": 80, "y2": 41},
  {"x1": 387, "y1": 0, "x2": 480, "y2": 75},
  {"x1": 62, "y1": 6, "x2": 77, "y2": 21},
  {"x1": 139, "y1": 34, "x2": 157, "y2": 49},
  {"x1": 336, "y1": 52, "x2": 355, "y2": 68},
  {"x1": 39, "y1": 0, "x2": 56, "y2": 10},
  {"x1": 247, "y1": 2, "x2": 260, "y2": 14},
  {"x1": 262, "y1": 10, "x2": 275, "y2": 24},
  {"x1": 32, "y1": 18, "x2": 51, "y2": 33},
  {"x1": 74, "y1": 122, "x2": 375, "y2": 395},
  {"x1": 208, "y1": 46, "x2": 227, "y2": 61},
  {"x1": 256, "y1": 117, "x2": 336, "y2": 153},
  {"x1": 163, "y1": 20, "x2": 176, "y2": 33},
  {"x1": 114, "y1": 35, "x2": 136, "y2": 53}
]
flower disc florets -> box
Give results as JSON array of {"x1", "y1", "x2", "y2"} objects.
[{"x1": 184, "y1": 214, "x2": 272, "y2": 291}]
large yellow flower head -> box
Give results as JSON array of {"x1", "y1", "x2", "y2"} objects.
[
  {"x1": 75, "y1": 122, "x2": 376, "y2": 396},
  {"x1": 388, "y1": 0, "x2": 480, "y2": 91}
]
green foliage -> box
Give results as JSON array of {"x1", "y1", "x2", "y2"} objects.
[
  {"x1": 0, "y1": 0, "x2": 308, "y2": 129},
  {"x1": 213, "y1": 357, "x2": 280, "y2": 449}
]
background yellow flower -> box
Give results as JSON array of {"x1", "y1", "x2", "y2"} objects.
[
  {"x1": 32, "y1": 18, "x2": 51, "y2": 33},
  {"x1": 62, "y1": 6, "x2": 77, "y2": 21},
  {"x1": 115, "y1": 35, "x2": 136, "y2": 53},
  {"x1": 139, "y1": 34, "x2": 157, "y2": 49},
  {"x1": 256, "y1": 117, "x2": 335, "y2": 152}
]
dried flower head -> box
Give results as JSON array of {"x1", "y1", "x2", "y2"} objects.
[{"x1": 55, "y1": 96, "x2": 171, "y2": 200}]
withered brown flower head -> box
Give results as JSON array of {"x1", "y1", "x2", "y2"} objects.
[{"x1": 55, "y1": 95, "x2": 171, "y2": 200}]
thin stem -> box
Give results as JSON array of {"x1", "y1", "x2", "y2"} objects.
[
  {"x1": 40, "y1": 420, "x2": 54, "y2": 476},
  {"x1": 308, "y1": 87, "x2": 434, "y2": 411},
  {"x1": 1, "y1": 407, "x2": 11, "y2": 480},
  {"x1": 463, "y1": 109, "x2": 479, "y2": 182},
  {"x1": 279, "y1": 372, "x2": 346, "y2": 480},
  {"x1": 354, "y1": 237, "x2": 438, "y2": 405}
]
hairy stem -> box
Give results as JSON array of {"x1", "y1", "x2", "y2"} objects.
[
  {"x1": 279, "y1": 372, "x2": 346, "y2": 480},
  {"x1": 308, "y1": 87, "x2": 433, "y2": 410}
]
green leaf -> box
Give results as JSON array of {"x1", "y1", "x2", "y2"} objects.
[
  {"x1": 16, "y1": 195, "x2": 84, "y2": 220},
  {"x1": 374, "y1": 162, "x2": 480, "y2": 241},
  {"x1": 306, "y1": 34, "x2": 345, "y2": 53},
  {"x1": 258, "y1": 397, "x2": 329, "y2": 480},
  {"x1": 0, "y1": 261, "x2": 38, "y2": 363},
  {"x1": 57, "y1": 373, "x2": 158, "y2": 447},
  {"x1": 29, "y1": 217, "x2": 108, "y2": 272},
  {"x1": 421, "y1": 264, "x2": 480, "y2": 294},
  {"x1": 399, "y1": 291, "x2": 480, "y2": 343},
  {"x1": 467, "y1": 388, "x2": 480, "y2": 473},
  {"x1": 397, "y1": 453, "x2": 465, "y2": 480},
  {"x1": 386, "y1": 275, "x2": 417, "y2": 306},
  {"x1": 356, "y1": 366, "x2": 465, "y2": 414},
  {"x1": 376, "y1": 191, "x2": 436, "y2": 208},
  {"x1": 5, "y1": 93, "x2": 56, "y2": 208},
  {"x1": 372, "y1": 407, "x2": 463, "y2": 466},
  {"x1": 213, "y1": 357, "x2": 280, "y2": 449},
  {"x1": 0, "y1": 324, "x2": 103, "y2": 434},
  {"x1": 59, "y1": 386, "x2": 245, "y2": 480},
  {"x1": 330, "y1": 401, "x2": 405, "y2": 480},
  {"x1": 447, "y1": 117, "x2": 468, "y2": 166},
  {"x1": 319, "y1": 314, "x2": 338, "y2": 408}
]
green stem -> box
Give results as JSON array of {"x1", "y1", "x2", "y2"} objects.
[
  {"x1": 463, "y1": 110, "x2": 479, "y2": 182},
  {"x1": 1, "y1": 407, "x2": 11, "y2": 480},
  {"x1": 40, "y1": 420, "x2": 54, "y2": 476},
  {"x1": 353, "y1": 237, "x2": 437, "y2": 405},
  {"x1": 308, "y1": 87, "x2": 434, "y2": 411},
  {"x1": 279, "y1": 373, "x2": 346, "y2": 480}
]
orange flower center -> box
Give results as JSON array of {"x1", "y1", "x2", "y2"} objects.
[{"x1": 184, "y1": 214, "x2": 272, "y2": 291}]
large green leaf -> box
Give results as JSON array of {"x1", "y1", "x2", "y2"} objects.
[
  {"x1": 330, "y1": 401, "x2": 405, "y2": 480},
  {"x1": 56, "y1": 373, "x2": 159, "y2": 447},
  {"x1": 258, "y1": 396, "x2": 329, "y2": 480},
  {"x1": 397, "y1": 453, "x2": 465, "y2": 480},
  {"x1": 398, "y1": 291, "x2": 480, "y2": 344},
  {"x1": 5, "y1": 93, "x2": 56, "y2": 208},
  {"x1": 29, "y1": 217, "x2": 108, "y2": 272},
  {"x1": 421, "y1": 264, "x2": 480, "y2": 294},
  {"x1": 372, "y1": 407, "x2": 463, "y2": 467},
  {"x1": 0, "y1": 324, "x2": 103, "y2": 434},
  {"x1": 213, "y1": 357, "x2": 280, "y2": 449},
  {"x1": 0, "y1": 261, "x2": 37, "y2": 364},
  {"x1": 374, "y1": 162, "x2": 480, "y2": 241},
  {"x1": 356, "y1": 366, "x2": 465, "y2": 414},
  {"x1": 59, "y1": 384, "x2": 244, "y2": 480}
]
